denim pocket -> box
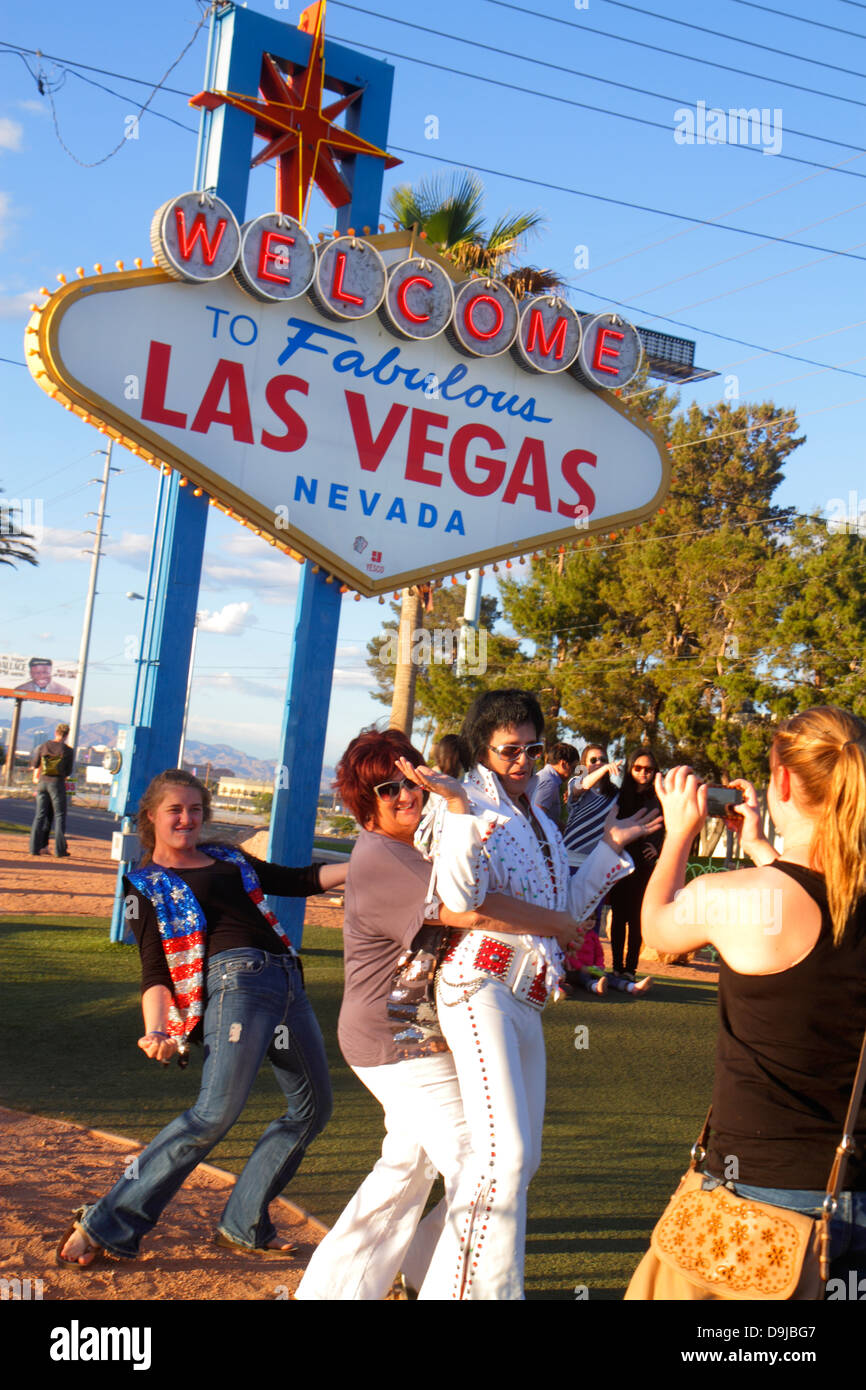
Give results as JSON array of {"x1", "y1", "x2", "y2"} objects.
[{"x1": 215, "y1": 953, "x2": 266, "y2": 978}]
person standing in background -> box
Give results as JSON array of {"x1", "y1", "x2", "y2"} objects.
[
  {"x1": 530, "y1": 742, "x2": 579, "y2": 828},
  {"x1": 606, "y1": 748, "x2": 664, "y2": 993},
  {"x1": 29, "y1": 722, "x2": 74, "y2": 858},
  {"x1": 562, "y1": 744, "x2": 622, "y2": 869}
]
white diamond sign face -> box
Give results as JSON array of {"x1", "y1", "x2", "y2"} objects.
[{"x1": 28, "y1": 266, "x2": 670, "y2": 596}]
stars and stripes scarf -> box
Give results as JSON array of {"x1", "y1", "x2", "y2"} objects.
[{"x1": 127, "y1": 844, "x2": 294, "y2": 1053}]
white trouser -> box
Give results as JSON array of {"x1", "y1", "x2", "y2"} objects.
[
  {"x1": 294, "y1": 1050, "x2": 471, "y2": 1300},
  {"x1": 423, "y1": 964, "x2": 546, "y2": 1300}
]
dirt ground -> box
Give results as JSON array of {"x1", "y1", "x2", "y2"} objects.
[
  {"x1": 0, "y1": 1107, "x2": 327, "y2": 1301},
  {"x1": 0, "y1": 824, "x2": 717, "y2": 1300}
]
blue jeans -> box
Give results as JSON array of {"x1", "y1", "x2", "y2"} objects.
[
  {"x1": 702, "y1": 1173, "x2": 866, "y2": 1284},
  {"x1": 30, "y1": 777, "x2": 67, "y2": 855},
  {"x1": 80, "y1": 948, "x2": 332, "y2": 1257}
]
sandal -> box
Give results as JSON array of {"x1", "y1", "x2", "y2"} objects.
[
  {"x1": 55, "y1": 1207, "x2": 104, "y2": 1269},
  {"x1": 213, "y1": 1230, "x2": 297, "y2": 1259}
]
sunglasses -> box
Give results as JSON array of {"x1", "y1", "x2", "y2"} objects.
[
  {"x1": 585, "y1": 756, "x2": 605, "y2": 766},
  {"x1": 488, "y1": 741, "x2": 545, "y2": 763},
  {"x1": 632, "y1": 764, "x2": 656, "y2": 775},
  {"x1": 373, "y1": 776, "x2": 423, "y2": 801}
]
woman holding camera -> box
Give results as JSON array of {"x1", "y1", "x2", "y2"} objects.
[{"x1": 638, "y1": 706, "x2": 866, "y2": 1293}]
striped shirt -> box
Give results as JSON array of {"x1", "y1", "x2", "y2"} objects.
[{"x1": 562, "y1": 786, "x2": 613, "y2": 862}]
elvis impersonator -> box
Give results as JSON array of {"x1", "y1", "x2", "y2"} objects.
[{"x1": 403, "y1": 689, "x2": 661, "y2": 1299}]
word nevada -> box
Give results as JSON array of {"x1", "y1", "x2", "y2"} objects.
[{"x1": 151, "y1": 192, "x2": 643, "y2": 389}]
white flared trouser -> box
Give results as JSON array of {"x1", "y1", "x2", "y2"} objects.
[
  {"x1": 422, "y1": 971, "x2": 546, "y2": 1300},
  {"x1": 294, "y1": 1050, "x2": 472, "y2": 1300}
]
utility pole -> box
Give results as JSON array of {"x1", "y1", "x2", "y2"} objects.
[{"x1": 68, "y1": 444, "x2": 117, "y2": 758}]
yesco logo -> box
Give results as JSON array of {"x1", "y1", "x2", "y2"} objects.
[{"x1": 49, "y1": 1321, "x2": 152, "y2": 1372}]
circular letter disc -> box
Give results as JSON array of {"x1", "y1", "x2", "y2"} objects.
[{"x1": 150, "y1": 191, "x2": 241, "y2": 282}]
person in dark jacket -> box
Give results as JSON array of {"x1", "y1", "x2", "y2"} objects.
[
  {"x1": 606, "y1": 747, "x2": 664, "y2": 992},
  {"x1": 29, "y1": 722, "x2": 74, "y2": 857}
]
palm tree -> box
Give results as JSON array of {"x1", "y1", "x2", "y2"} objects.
[
  {"x1": 385, "y1": 172, "x2": 562, "y2": 737},
  {"x1": 387, "y1": 170, "x2": 562, "y2": 297}
]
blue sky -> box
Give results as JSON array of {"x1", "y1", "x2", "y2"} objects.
[{"x1": 1, "y1": 0, "x2": 864, "y2": 764}]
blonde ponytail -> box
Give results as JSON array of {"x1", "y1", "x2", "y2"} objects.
[{"x1": 773, "y1": 707, "x2": 866, "y2": 943}]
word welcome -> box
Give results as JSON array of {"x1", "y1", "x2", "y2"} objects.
[{"x1": 152, "y1": 193, "x2": 642, "y2": 387}]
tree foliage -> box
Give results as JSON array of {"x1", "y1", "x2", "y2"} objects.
[
  {"x1": 496, "y1": 392, "x2": 848, "y2": 781},
  {"x1": 368, "y1": 583, "x2": 524, "y2": 742}
]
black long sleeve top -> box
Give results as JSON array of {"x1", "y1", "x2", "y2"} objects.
[{"x1": 123, "y1": 851, "x2": 323, "y2": 994}]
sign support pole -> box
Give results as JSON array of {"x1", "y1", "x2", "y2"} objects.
[{"x1": 107, "y1": 4, "x2": 395, "y2": 942}]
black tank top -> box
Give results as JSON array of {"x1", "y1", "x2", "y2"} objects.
[{"x1": 706, "y1": 862, "x2": 866, "y2": 1190}]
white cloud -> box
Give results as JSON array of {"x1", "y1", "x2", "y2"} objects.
[
  {"x1": 0, "y1": 286, "x2": 39, "y2": 319},
  {"x1": 0, "y1": 118, "x2": 23, "y2": 151},
  {"x1": 196, "y1": 670, "x2": 284, "y2": 702},
  {"x1": 104, "y1": 531, "x2": 151, "y2": 568},
  {"x1": 332, "y1": 666, "x2": 376, "y2": 688},
  {"x1": 17, "y1": 101, "x2": 45, "y2": 115},
  {"x1": 202, "y1": 554, "x2": 300, "y2": 597},
  {"x1": 197, "y1": 601, "x2": 257, "y2": 636},
  {"x1": 37, "y1": 527, "x2": 91, "y2": 563}
]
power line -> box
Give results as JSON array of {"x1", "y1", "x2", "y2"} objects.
[
  {"x1": 574, "y1": 282, "x2": 866, "y2": 380},
  {"x1": 724, "y1": 0, "x2": 866, "y2": 39},
  {"x1": 8, "y1": 10, "x2": 208, "y2": 167},
  {"x1": 481, "y1": 0, "x2": 866, "y2": 109},
  {"x1": 665, "y1": 234, "x2": 866, "y2": 316},
  {"x1": 624, "y1": 200, "x2": 866, "y2": 302},
  {"x1": 599, "y1": 0, "x2": 866, "y2": 80},
  {"x1": 67, "y1": 68, "x2": 198, "y2": 136},
  {"x1": 329, "y1": 29, "x2": 866, "y2": 184},
  {"x1": 7, "y1": 25, "x2": 860, "y2": 168},
  {"x1": 0, "y1": 41, "x2": 190, "y2": 97},
  {"x1": 390, "y1": 142, "x2": 866, "y2": 262}
]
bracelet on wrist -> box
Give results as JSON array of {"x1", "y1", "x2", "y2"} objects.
[{"x1": 146, "y1": 1030, "x2": 170, "y2": 1040}]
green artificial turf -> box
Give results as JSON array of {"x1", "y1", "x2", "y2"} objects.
[{"x1": 0, "y1": 916, "x2": 716, "y2": 1299}]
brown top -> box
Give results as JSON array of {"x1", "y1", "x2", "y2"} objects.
[{"x1": 337, "y1": 828, "x2": 435, "y2": 1069}]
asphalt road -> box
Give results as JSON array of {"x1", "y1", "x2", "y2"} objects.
[
  {"x1": 0, "y1": 795, "x2": 117, "y2": 841},
  {"x1": 0, "y1": 795, "x2": 350, "y2": 862}
]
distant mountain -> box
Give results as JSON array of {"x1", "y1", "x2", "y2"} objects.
[
  {"x1": 25, "y1": 718, "x2": 334, "y2": 788},
  {"x1": 5, "y1": 715, "x2": 335, "y2": 789}
]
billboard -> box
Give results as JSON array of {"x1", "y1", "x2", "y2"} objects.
[
  {"x1": 27, "y1": 226, "x2": 670, "y2": 598},
  {"x1": 0, "y1": 652, "x2": 78, "y2": 704}
]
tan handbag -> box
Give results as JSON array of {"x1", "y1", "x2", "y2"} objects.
[{"x1": 626, "y1": 1031, "x2": 866, "y2": 1301}]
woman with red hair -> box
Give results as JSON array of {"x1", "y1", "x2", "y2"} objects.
[{"x1": 295, "y1": 727, "x2": 580, "y2": 1300}]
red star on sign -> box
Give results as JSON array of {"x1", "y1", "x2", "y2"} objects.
[{"x1": 190, "y1": 1, "x2": 400, "y2": 222}]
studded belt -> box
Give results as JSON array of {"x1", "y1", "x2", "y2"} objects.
[{"x1": 439, "y1": 930, "x2": 550, "y2": 1011}]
